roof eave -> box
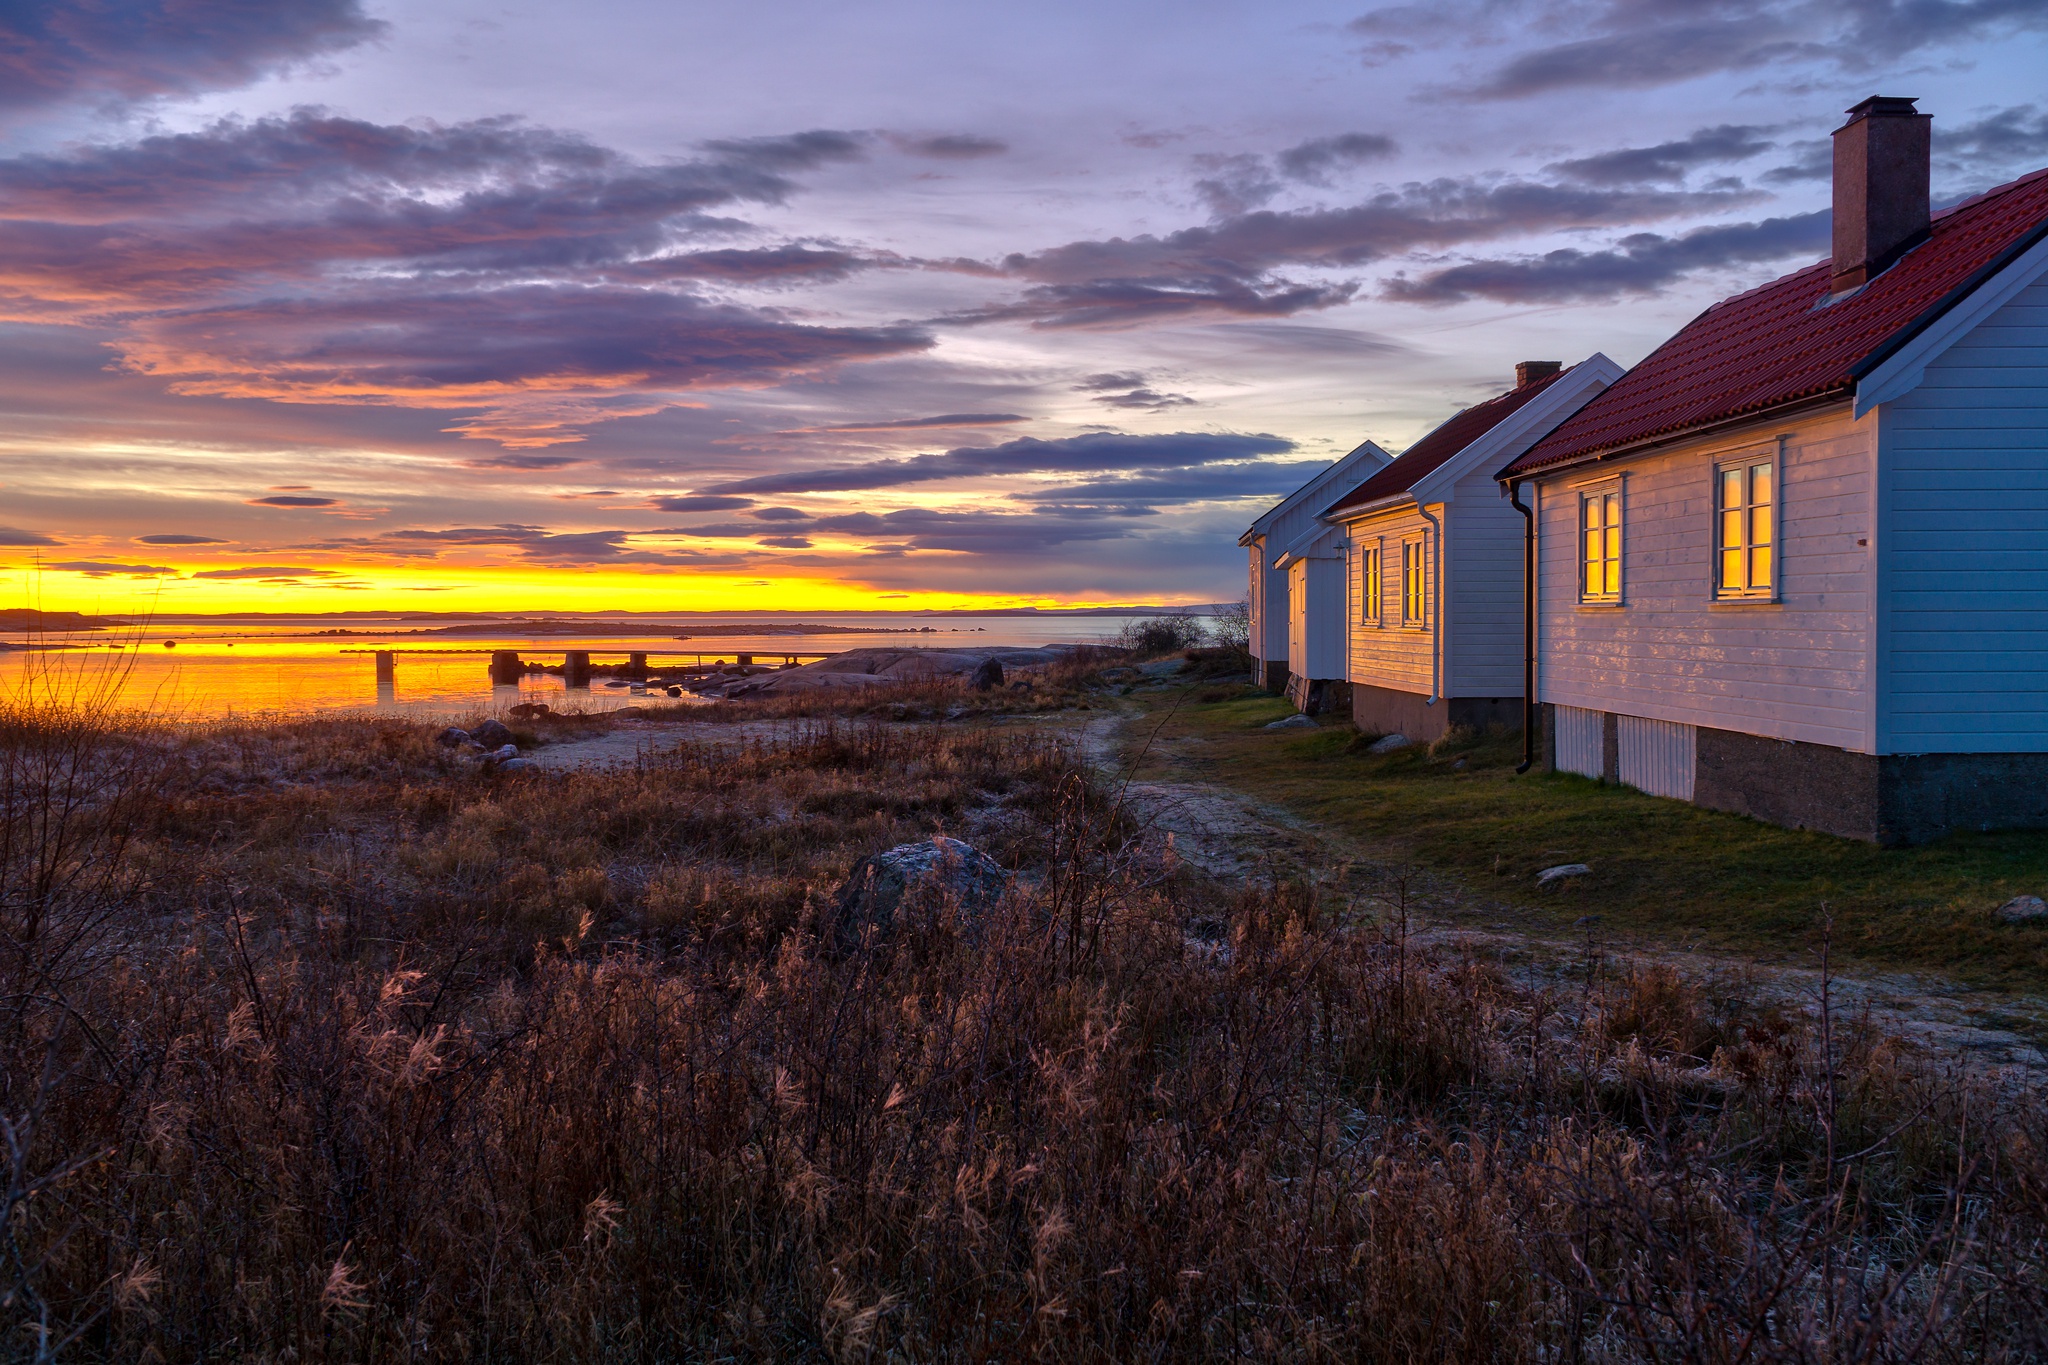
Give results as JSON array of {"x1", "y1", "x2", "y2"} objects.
[{"x1": 1506, "y1": 388, "x2": 1854, "y2": 481}]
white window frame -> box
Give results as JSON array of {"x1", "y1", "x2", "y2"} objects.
[
  {"x1": 1400, "y1": 535, "x2": 1427, "y2": 628},
  {"x1": 1711, "y1": 441, "x2": 1782, "y2": 602},
  {"x1": 1577, "y1": 478, "x2": 1624, "y2": 605},
  {"x1": 1359, "y1": 540, "x2": 1382, "y2": 625}
]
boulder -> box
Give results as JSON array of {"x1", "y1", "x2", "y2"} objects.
[
  {"x1": 1264, "y1": 714, "x2": 1317, "y2": 730},
  {"x1": 487, "y1": 744, "x2": 519, "y2": 761},
  {"x1": 435, "y1": 727, "x2": 470, "y2": 748},
  {"x1": 1366, "y1": 733, "x2": 1411, "y2": 754},
  {"x1": 665, "y1": 686, "x2": 683, "y2": 697},
  {"x1": 508, "y1": 702, "x2": 551, "y2": 719},
  {"x1": 1996, "y1": 894, "x2": 2048, "y2": 924},
  {"x1": 970, "y1": 657, "x2": 1004, "y2": 690},
  {"x1": 829, "y1": 836, "x2": 1010, "y2": 954},
  {"x1": 1536, "y1": 863, "x2": 1591, "y2": 886},
  {"x1": 471, "y1": 718, "x2": 514, "y2": 747},
  {"x1": 497, "y1": 757, "x2": 536, "y2": 774}
]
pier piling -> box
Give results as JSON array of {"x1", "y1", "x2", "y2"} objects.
[
  {"x1": 564, "y1": 650, "x2": 592, "y2": 688},
  {"x1": 374, "y1": 650, "x2": 395, "y2": 683},
  {"x1": 489, "y1": 650, "x2": 524, "y2": 685},
  {"x1": 626, "y1": 651, "x2": 648, "y2": 678}
]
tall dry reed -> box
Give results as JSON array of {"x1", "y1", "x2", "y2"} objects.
[{"x1": 0, "y1": 708, "x2": 2043, "y2": 1360}]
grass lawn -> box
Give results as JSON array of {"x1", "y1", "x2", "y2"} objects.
[{"x1": 1127, "y1": 683, "x2": 2048, "y2": 993}]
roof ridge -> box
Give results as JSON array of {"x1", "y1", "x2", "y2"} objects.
[{"x1": 1504, "y1": 160, "x2": 2048, "y2": 477}]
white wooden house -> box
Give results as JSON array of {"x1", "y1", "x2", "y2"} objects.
[
  {"x1": 1240, "y1": 439, "x2": 1390, "y2": 698},
  {"x1": 1500, "y1": 96, "x2": 2048, "y2": 843},
  {"x1": 1319, "y1": 357, "x2": 1622, "y2": 739}
]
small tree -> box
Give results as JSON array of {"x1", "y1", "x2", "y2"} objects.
[
  {"x1": 1114, "y1": 615, "x2": 1207, "y2": 657},
  {"x1": 1210, "y1": 597, "x2": 1251, "y2": 654}
]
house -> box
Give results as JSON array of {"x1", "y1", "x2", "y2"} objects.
[
  {"x1": 1320, "y1": 356, "x2": 1623, "y2": 739},
  {"x1": 1240, "y1": 439, "x2": 1391, "y2": 699},
  {"x1": 1499, "y1": 96, "x2": 2048, "y2": 845}
]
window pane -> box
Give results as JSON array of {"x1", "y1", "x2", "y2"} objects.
[
  {"x1": 1585, "y1": 498, "x2": 1602, "y2": 529},
  {"x1": 1604, "y1": 525, "x2": 1621, "y2": 564},
  {"x1": 1585, "y1": 558, "x2": 1603, "y2": 597},
  {"x1": 1721, "y1": 468, "x2": 1742, "y2": 510},
  {"x1": 1751, "y1": 461, "x2": 1773, "y2": 505},
  {"x1": 1721, "y1": 508, "x2": 1743, "y2": 551},
  {"x1": 1751, "y1": 545, "x2": 1771, "y2": 588},
  {"x1": 1750, "y1": 505, "x2": 1772, "y2": 547},
  {"x1": 1721, "y1": 548, "x2": 1744, "y2": 589}
]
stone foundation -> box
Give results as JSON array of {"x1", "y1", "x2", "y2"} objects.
[
  {"x1": 1352, "y1": 684, "x2": 1522, "y2": 742},
  {"x1": 1284, "y1": 676, "x2": 1354, "y2": 717},
  {"x1": 1546, "y1": 706, "x2": 2048, "y2": 845}
]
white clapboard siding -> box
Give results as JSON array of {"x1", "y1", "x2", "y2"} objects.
[
  {"x1": 1534, "y1": 403, "x2": 1877, "y2": 752},
  {"x1": 1616, "y1": 715, "x2": 1696, "y2": 799},
  {"x1": 1343, "y1": 503, "x2": 1437, "y2": 692},
  {"x1": 1554, "y1": 705, "x2": 1603, "y2": 778},
  {"x1": 1249, "y1": 540, "x2": 1289, "y2": 666},
  {"x1": 1878, "y1": 277, "x2": 2048, "y2": 753}
]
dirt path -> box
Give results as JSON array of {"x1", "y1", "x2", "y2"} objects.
[
  {"x1": 1065, "y1": 705, "x2": 2048, "y2": 1075},
  {"x1": 527, "y1": 718, "x2": 815, "y2": 770}
]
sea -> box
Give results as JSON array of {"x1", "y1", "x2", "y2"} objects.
[{"x1": 0, "y1": 612, "x2": 1165, "y2": 723}]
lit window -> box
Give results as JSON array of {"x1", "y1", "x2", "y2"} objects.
[
  {"x1": 1716, "y1": 457, "x2": 1775, "y2": 598},
  {"x1": 1401, "y1": 538, "x2": 1426, "y2": 625},
  {"x1": 1360, "y1": 543, "x2": 1382, "y2": 623},
  {"x1": 1581, "y1": 488, "x2": 1622, "y2": 602}
]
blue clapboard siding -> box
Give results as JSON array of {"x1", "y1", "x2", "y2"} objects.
[
  {"x1": 1447, "y1": 469, "x2": 1529, "y2": 696},
  {"x1": 1879, "y1": 278, "x2": 2048, "y2": 753}
]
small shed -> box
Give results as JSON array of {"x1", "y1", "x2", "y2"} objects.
[{"x1": 1239, "y1": 439, "x2": 1391, "y2": 694}]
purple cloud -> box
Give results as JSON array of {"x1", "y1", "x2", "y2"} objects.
[
  {"x1": 707, "y1": 430, "x2": 1296, "y2": 495},
  {"x1": 1384, "y1": 211, "x2": 1830, "y2": 305},
  {"x1": 1549, "y1": 126, "x2": 1779, "y2": 185},
  {"x1": 0, "y1": 525, "x2": 61, "y2": 546},
  {"x1": 135, "y1": 533, "x2": 228, "y2": 545},
  {"x1": 245, "y1": 495, "x2": 339, "y2": 507},
  {"x1": 0, "y1": 0, "x2": 382, "y2": 115},
  {"x1": 51, "y1": 560, "x2": 176, "y2": 577}
]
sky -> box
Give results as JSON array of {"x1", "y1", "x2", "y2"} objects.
[{"x1": 3, "y1": 0, "x2": 2046, "y2": 615}]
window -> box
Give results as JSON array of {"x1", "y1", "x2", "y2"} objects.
[
  {"x1": 1580, "y1": 486, "x2": 1622, "y2": 602},
  {"x1": 1359, "y1": 543, "x2": 1382, "y2": 623},
  {"x1": 1401, "y1": 537, "x2": 1426, "y2": 626},
  {"x1": 1716, "y1": 456, "x2": 1775, "y2": 598}
]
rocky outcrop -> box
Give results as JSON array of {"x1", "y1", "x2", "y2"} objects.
[{"x1": 828, "y1": 836, "x2": 1011, "y2": 954}]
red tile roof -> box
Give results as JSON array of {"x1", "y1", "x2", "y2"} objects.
[
  {"x1": 1505, "y1": 167, "x2": 2048, "y2": 477},
  {"x1": 1325, "y1": 367, "x2": 1570, "y2": 515}
]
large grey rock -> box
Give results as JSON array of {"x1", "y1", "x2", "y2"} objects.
[
  {"x1": 830, "y1": 836, "x2": 1010, "y2": 954},
  {"x1": 1265, "y1": 714, "x2": 1317, "y2": 730},
  {"x1": 970, "y1": 657, "x2": 1004, "y2": 690},
  {"x1": 497, "y1": 757, "x2": 536, "y2": 774},
  {"x1": 471, "y1": 718, "x2": 514, "y2": 747},
  {"x1": 435, "y1": 727, "x2": 470, "y2": 748},
  {"x1": 1996, "y1": 895, "x2": 2048, "y2": 924},
  {"x1": 1366, "y1": 733, "x2": 1411, "y2": 754}
]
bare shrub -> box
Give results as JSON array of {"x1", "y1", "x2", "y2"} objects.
[{"x1": 1113, "y1": 614, "x2": 1207, "y2": 657}]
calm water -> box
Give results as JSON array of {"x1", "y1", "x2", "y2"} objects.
[{"x1": 1, "y1": 614, "x2": 1130, "y2": 722}]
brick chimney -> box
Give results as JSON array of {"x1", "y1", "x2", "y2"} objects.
[
  {"x1": 1515, "y1": 361, "x2": 1562, "y2": 388},
  {"x1": 1831, "y1": 96, "x2": 1931, "y2": 294}
]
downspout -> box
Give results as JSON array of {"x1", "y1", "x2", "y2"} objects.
[
  {"x1": 1419, "y1": 503, "x2": 1443, "y2": 706},
  {"x1": 1508, "y1": 480, "x2": 1535, "y2": 773}
]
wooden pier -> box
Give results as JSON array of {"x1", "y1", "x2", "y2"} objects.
[{"x1": 341, "y1": 646, "x2": 834, "y2": 687}]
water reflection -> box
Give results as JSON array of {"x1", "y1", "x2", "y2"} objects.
[{"x1": 3, "y1": 615, "x2": 1113, "y2": 721}]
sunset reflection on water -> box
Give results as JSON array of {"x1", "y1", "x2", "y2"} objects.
[{"x1": 1, "y1": 616, "x2": 1111, "y2": 721}]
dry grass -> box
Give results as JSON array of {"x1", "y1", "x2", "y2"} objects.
[{"x1": 2, "y1": 692, "x2": 2047, "y2": 1360}]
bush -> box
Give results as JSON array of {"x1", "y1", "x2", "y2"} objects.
[{"x1": 1114, "y1": 614, "x2": 1208, "y2": 656}]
